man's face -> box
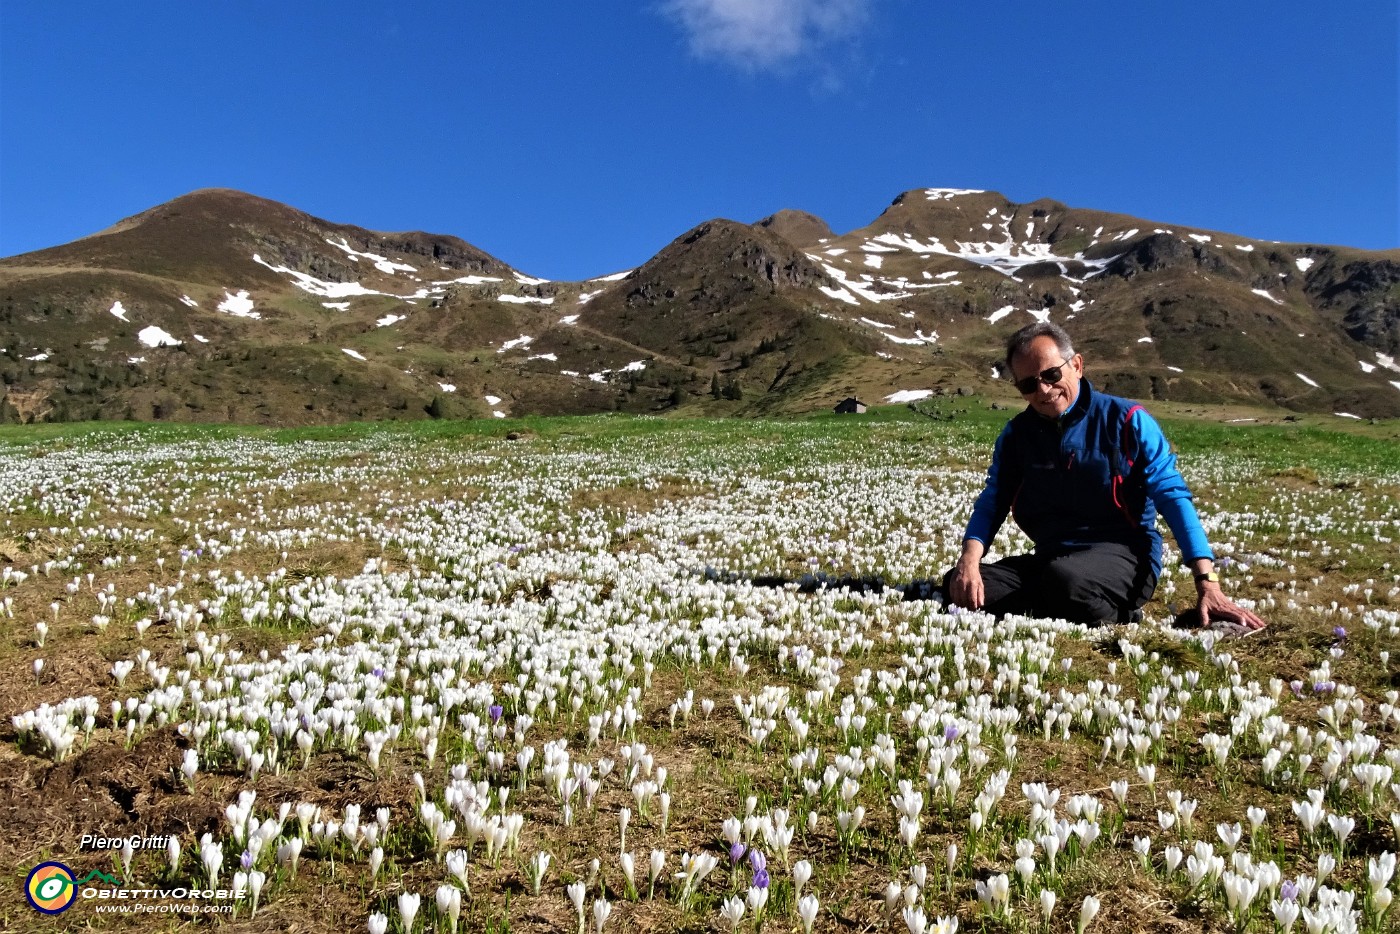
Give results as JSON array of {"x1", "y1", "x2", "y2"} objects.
[{"x1": 1010, "y1": 335, "x2": 1083, "y2": 418}]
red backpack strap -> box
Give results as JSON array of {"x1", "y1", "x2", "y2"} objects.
[
  {"x1": 1112, "y1": 404, "x2": 1146, "y2": 524},
  {"x1": 1119, "y1": 404, "x2": 1144, "y2": 467}
]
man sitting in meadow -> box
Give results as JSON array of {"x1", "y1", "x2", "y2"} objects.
[{"x1": 943, "y1": 321, "x2": 1267, "y2": 631}]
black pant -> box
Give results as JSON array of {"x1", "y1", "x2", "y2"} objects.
[{"x1": 942, "y1": 542, "x2": 1157, "y2": 624}]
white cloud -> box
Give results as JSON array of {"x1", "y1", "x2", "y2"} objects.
[{"x1": 663, "y1": 0, "x2": 870, "y2": 68}]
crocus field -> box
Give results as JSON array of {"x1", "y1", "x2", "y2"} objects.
[{"x1": 3, "y1": 405, "x2": 1398, "y2": 933}]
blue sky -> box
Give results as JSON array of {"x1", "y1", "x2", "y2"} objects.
[{"x1": 2, "y1": 2, "x2": 1396, "y2": 280}]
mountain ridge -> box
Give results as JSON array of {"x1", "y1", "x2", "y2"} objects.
[{"x1": 1, "y1": 186, "x2": 1396, "y2": 425}]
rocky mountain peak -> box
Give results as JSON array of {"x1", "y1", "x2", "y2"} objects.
[{"x1": 753, "y1": 209, "x2": 834, "y2": 248}]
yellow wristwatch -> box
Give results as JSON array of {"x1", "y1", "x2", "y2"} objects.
[{"x1": 1194, "y1": 571, "x2": 1220, "y2": 584}]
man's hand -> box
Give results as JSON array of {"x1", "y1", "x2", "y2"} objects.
[
  {"x1": 1197, "y1": 585, "x2": 1267, "y2": 631},
  {"x1": 949, "y1": 541, "x2": 987, "y2": 609},
  {"x1": 1190, "y1": 560, "x2": 1267, "y2": 631}
]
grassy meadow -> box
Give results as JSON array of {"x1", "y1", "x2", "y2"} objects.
[{"x1": 1, "y1": 401, "x2": 1397, "y2": 933}]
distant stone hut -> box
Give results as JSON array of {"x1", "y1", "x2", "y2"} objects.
[{"x1": 834, "y1": 397, "x2": 867, "y2": 414}]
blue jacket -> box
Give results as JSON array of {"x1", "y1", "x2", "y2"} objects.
[{"x1": 964, "y1": 380, "x2": 1213, "y2": 576}]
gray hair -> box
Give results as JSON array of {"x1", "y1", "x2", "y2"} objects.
[{"x1": 1004, "y1": 321, "x2": 1075, "y2": 373}]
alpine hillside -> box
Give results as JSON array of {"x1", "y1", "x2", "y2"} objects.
[{"x1": 0, "y1": 187, "x2": 1396, "y2": 424}]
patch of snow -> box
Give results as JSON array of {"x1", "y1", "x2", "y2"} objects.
[
  {"x1": 822, "y1": 264, "x2": 905, "y2": 303},
  {"x1": 869, "y1": 232, "x2": 1121, "y2": 279},
  {"x1": 109, "y1": 301, "x2": 130, "y2": 321},
  {"x1": 194, "y1": 334, "x2": 210, "y2": 344},
  {"x1": 1189, "y1": 234, "x2": 1212, "y2": 243},
  {"x1": 217, "y1": 290, "x2": 260, "y2": 318},
  {"x1": 432, "y1": 274, "x2": 503, "y2": 286},
  {"x1": 1391, "y1": 381, "x2": 1400, "y2": 392},
  {"x1": 1112, "y1": 228, "x2": 1140, "y2": 242},
  {"x1": 138, "y1": 325, "x2": 182, "y2": 348},
  {"x1": 823, "y1": 248, "x2": 847, "y2": 256},
  {"x1": 326, "y1": 237, "x2": 417, "y2": 275},
  {"x1": 254, "y1": 254, "x2": 383, "y2": 299},
  {"x1": 590, "y1": 271, "x2": 631, "y2": 282},
  {"x1": 885, "y1": 334, "x2": 927, "y2": 345},
  {"x1": 376, "y1": 314, "x2": 407, "y2": 327},
  {"x1": 526, "y1": 353, "x2": 558, "y2": 362},
  {"x1": 819, "y1": 285, "x2": 860, "y2": 305},
  {"x1": 493, "y1": 411, "x2": 507, "y2": 418},
  {"x1": 1359, "y1": 361, "x2": 1375, "y2": 373},
  {"x1": 925, "y1": 188, "x2": 985, "y2": 200},
  {"x1": 1027, "y1": 308, "x2": 1051, "y2": 323},
  {"x1": 1235, "y1": 244, "x2": 1254, "y2": 252},
  {"x1": 1069, "y1": 300, "x2": 1086, "y2": 312},
  {"x1": 342, "y1": 348, "x2": 367, "y2": 361},
  {"x1": 499, "y1": 294, "x2": 554, "y2": 305},
  {"x1": 26, "y1": 352, "x2": 50, "y2": 361},
  {"x1": 1228, "y1": 418, "x2": 1257, "y2": 423},
  {"x1": 559, "y1": 314, "x2": 581, "y2": 325},
  {"x1": 935, "y1": 271, "x2": 959, "y2": 280},
  {"x1": 561, "y1": 370, "x2": 580, "y2": 377},
  {"x1": 484, "y1": 395, "x2": 502, "y2": 405},
  {"x1": 859, "y1": 317, "x2": 894, "y2": 329},
  {"x1": 179, "y1": 295, "x2": 198, "y2": 308},
  {"x1": 127, "y1": 356, "x2": 145, "y2": 364},
  {"x1": 864, "y1": 254, "x2": 884, "y2": 269},
  {"x1": 514, "y1": 272, "x2": 550, "y2": 286},
  {"x1": 439, "y1": 383, "x2": 457, "y2": 393},
  {"x1": 1137, "y1": 336, "x2": 1154, "y2": 343},
  {"x1": 986, "y1": 306, "x2": 1015, "y2": 324},
  {"x1": 324, "y1": 302, "x2": 352, "y2": 311},
  {"x1": 1295, "y1": 257, "x2": 1316, "y2": 272},
  {"x1": 885, "y1": 389, "x2": 934, "y2": 403},
  {"x1": 1335, "y1": 412, "x2": 1362, "y2": 419},
  {"x1": 498, "y1": 335, "x2": 534, "y2": 353},
  {"x1": 1166, "y1": 366, "x2": 1183, "y2": 373},
  {"x1": 620, "y1": 360, "x2": 646, "y2": 372},
  {"x1": 577, "y1": 292, "x2": 603, "y2": 305},
  {"x1": 876, "y1": 352, "x2": 893, "y2": 359},
  {"x1": 1251, "y1": 289, "x2": 1284, "y2": 306},
  {"x1": 1295, "y1": 373, "x2": 1320, "y2": 388},
  {"x1": 1374, "y1": 353, "x2": 1400, "y2": 374}
]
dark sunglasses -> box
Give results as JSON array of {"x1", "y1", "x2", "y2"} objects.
[{"x1": 1013, "y1": 357, "x2": 1073, "y2": 395}]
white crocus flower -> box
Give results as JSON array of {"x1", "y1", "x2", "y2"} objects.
[{"x1": 1077, "y1": 894, "x2": 1100, "y2": 934}]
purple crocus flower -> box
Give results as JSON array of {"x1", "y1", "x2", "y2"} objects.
[
  {"x1": 1289, "y1": 680, "x2": 1304, "y2": 697},
  {"x1": 240, "y1": 850, "x2": 253, "y2": 870},
  {"x1": 1280, "y1": 880, "x2": 1299, "y2": 902},
  {"x1": 944, "y1": 724, "x2": 960, "y2": 742},
  {"x1": 488, "y1": 704, "x2": 504, "y2": 723},
  {"x1": 1333, "y1": 626, "x2": 1347, "y2": 640},
  {"x1": 371, "y1": 667, "x2": 385, "y2": 679},
  {"x1": 729, "y1": 842, "x2": 746, "y2": 863},
  {"x1": 753, "y1": 868, "x2": 770, "y2": 889},
  {"x1": 748, "y1": 850, "x2": 766, "y2": 872},
  {"x1": 1313, "y1": 681, "x2": 1335, "y2": 693}
]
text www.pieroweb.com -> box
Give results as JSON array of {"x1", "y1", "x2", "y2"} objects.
[{"x1": 92, "y1": 902, "x2": 233, "y2": 915}]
